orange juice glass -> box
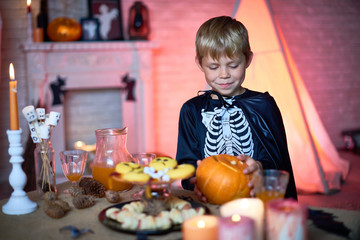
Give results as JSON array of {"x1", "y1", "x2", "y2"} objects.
[
  {"x1": 254, "y1": 169, "x2": 289, "y2": 204},
  {"x1": 255, "y1": 190, "x2": 285, "y2": 204},
  {"x1": 66, "y1": 173, "x2": 83, "y2": 182}
]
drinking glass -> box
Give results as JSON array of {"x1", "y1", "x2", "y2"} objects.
[
  {"x1": 130, "y1": 153, "x2": 156, "y2": 166},
  {"x1": 253, "y1": 169, "x2": 289, "y2": 204},
  {"x1": 129, "y1": 153, "x2": 157, "y2": 199},
  {"x1": 60, "y1": 150, "x2": 88, "y2": 191}
]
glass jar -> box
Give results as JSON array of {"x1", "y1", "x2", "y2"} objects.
[
  {"x1": 34, "y1": 140, "x2": 56, "y2": 194},
  {"x1": 92, "y1": 127, "x2": 133, "y2": 191}
]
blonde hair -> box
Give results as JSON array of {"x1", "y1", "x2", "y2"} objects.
[{"x1": 196, "y1": 16, "x2": 251, "y2": 65}]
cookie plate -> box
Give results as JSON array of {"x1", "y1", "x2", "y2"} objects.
[{"x1": 98, "y1": 200, "x2": 210, "y2": 235}]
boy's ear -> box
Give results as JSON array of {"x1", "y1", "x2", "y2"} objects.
[
  {"x1": 195, "y1": 56, "x2": 204, "y2": 72},
  {"x1": 246, "y1": 52, "x2": 253, "y2": 68}
]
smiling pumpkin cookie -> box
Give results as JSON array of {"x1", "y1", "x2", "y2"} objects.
[
  {"x1": 149, "y1": 157, "x2": 177, "y2": 171},
  {"x1": 115, "y1": 162, "x2": 143, "y2": 174},
  {"x1": 166, "y1": 164, "x2": 195, "y2": 180}
]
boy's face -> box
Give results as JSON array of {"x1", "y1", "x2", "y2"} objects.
[{"x1": 196, "y1": 53, "x2": 252, "y2": 97}]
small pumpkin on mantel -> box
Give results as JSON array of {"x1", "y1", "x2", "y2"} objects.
[
  {"x1": 196, "y1": 154, "x2": 252, "y2": 205},
  {"x1": 47, "y1": 17, "x2": 82, "y2": 42}
]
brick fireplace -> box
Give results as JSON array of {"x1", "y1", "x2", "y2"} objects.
[{"x1": 23, "y1": 41, "x2": 158, "y2": 174}]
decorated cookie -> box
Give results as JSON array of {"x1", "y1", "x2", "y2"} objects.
[
  {"x1": 122, "y1": 171, "x2": 151, "y2": 183},
  {"x1": 115, "y1": 162, "x2": 143, "y2": 174},
  {"x1": 149, "y1": 157, "x2": 177, "y2": 171},
  {"x1": 166, "y1": 164, "x2": 195, "y2": 180}
]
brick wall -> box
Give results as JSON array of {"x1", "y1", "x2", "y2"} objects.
[
  {"x1": 0, "y1": 0, "x2": 359, "y2": 184},
  {"x1": 269, "y1": 0, "x2": 360, "y2": 148}
]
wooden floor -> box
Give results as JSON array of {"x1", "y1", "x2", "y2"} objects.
[
  {"x1": 1, "y1": 150, "x2": 359, "y2": 211},
  {"x1": 298, "y1": 150, "x2": 360, "y2": 211}
]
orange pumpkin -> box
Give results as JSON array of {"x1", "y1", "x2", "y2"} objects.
[
  {"x1": 196, "y1": 154, "x2": 252, "y2": 205},
  {"x1": 47, "y1": 17, "x2": 82, "y2": 42}
]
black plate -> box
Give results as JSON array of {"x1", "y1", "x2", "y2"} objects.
[{"x1": 98, "y1": 200, "x2": 210, "y2": 235}]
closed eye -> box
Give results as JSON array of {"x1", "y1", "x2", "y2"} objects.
[{"x1": 208, "y1": 65, "x2": 218, "y2": 70}]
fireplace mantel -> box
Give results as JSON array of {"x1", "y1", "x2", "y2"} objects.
[
  {"x1": 23, "y1": 41, "x2": 158, "y2": 51},
  {"x1": 23, "y1": 41, "x2": 158, "y2": 174}
]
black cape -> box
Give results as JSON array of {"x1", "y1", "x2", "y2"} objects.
[{"x1": 176, "y1": 89, "x2": 297, "y2": 199}]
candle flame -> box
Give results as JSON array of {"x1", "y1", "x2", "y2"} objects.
[
  {"x1": 74, "y1": 141, "x2": 85, "y2": 149},
  {"x1": 197, "y1": 220, "x2": 205, "y2": 228},
  {"x1": 232, "y1": 214, "x2": 241, "y2": 222},
  {"x1": 27, "y1": 0, "x2": 31, "y2": 7},
  {"x1": 9, "y1": 63, "x2": 15, "y2": 80}
]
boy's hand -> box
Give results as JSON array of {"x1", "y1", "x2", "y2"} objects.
[
  {"x1": 190, "y1": 160, "x2": 208, "y2": 203},
  {"x1": 236, "y1": 154, "x2": 263, "y2": 197},
  {"x1": 190, "y1": 176, "x2": 208, "y2": 203}
]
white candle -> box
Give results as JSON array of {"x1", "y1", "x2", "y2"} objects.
[
  {"x1": 220, "y1": 198, "x2": 264, "y2": 240},
  {"x1": 266, "y1": 199, "x2": 308, "y2": 240},
  {"x1": 182, "y1": 215, "x2": 219, "y2": 240},
  {"x1": 218, "y1": 214, "x2": 255, "y2": 240},
  {"x1": 26, "y1": 0, "x2": 33, "y2": 43}
]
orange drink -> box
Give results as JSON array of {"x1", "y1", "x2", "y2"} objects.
[
  {"x1": 256, "y1": 190, "x2": 285, "y2": 204},
  {"x1": 92, "y1": 165, "x2": 132, "y2": 191},
  {"x1": 66, "y1": 173, "x2": 83, "y2": 182},
  {"x1": 253, "y1": 169, "x2": 289, "y2": 204}
]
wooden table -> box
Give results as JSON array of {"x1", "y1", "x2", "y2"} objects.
[{"x1": 0, "y1": 182, "x2": 359, "y2": 240}]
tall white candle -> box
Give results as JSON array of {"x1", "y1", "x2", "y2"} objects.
[
  {"x1": 220, "y1": 198, "x2": 264, "y2": 240},
  {"x1": 26, "y1": 0, "x2": 33, "y2": 43}
]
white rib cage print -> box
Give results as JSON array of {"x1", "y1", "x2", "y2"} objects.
[{"x1": 201, "y1": 102, "x2": 254, "y2": 158}]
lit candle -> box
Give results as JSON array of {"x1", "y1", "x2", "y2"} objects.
[
  {"x1": 9, "y1": 63, "x2": 19, "y2": 130},
  {"x1": 27, "y1": 0, "x2": 31, "y2": 13},
  {"x1": 220, "y1": 198, "x2": 264, "y2": 240},
  {"x1": 182, "y1": 215, "x2": 219, "y2": 240},
  {"x1": 266, "y1": 199, "x2": 308, "y2": 240},
  {"x1": 218, "y1": 214, "x2": 255, "y2": 240},
  {"x1": 26, "y1": 0, "x2": 33, "y2": 43}
]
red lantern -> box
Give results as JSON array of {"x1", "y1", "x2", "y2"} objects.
[{"x1": 128, "y1": 1, "x2": 150, "y2": 40}]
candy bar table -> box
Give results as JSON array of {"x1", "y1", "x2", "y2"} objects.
[{"x1": 0, "y1": 182, "x2": 359, "y2": 240}]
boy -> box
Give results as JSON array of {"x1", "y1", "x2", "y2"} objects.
[{"x1": 176, "y1": 16, "x2": 297, "y2": 201}]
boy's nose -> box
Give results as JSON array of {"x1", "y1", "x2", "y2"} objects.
[{"x1": 219, "y1": 68, "x2": 230, "y2": 78}]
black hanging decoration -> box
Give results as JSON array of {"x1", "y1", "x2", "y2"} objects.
[
  {"x1": 120, "y1": 73, "x2": 136, "y2": 101},
  {"x1": 50, "y1": 75, "x2": 67, "y2": 106}
]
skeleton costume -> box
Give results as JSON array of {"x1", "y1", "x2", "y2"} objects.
[{"x1": 176, "y1": 89, "x2": 297, "y2": 200}]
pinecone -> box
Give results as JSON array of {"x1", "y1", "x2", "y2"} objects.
[
  {"x1": 79, "y1": 177, "x2": 105, "y2": 198},
  {"x1": 54, "y1": 200, "x2": 71, "y2": 212},
  {"x1": 69, "y1": 185, "x2": 85, "y2": 197},
  {"x1": 72, "y1": 195, "x2": 96, "y2": 209},
  {"x1": 143, "y1": 198, "x2": 169, "y2": 216},
  {"x1": 105, "y1": 190, "x2": 120, "y2": 203},
  {"x1": 43, "y1": 202, "x2": 65, "y2": 218},
  {"x1": 43, "y1": 191, "x2": 58, "y2": 203}
]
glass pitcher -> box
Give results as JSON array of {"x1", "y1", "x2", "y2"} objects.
[{"x1": 92, "y1": 127, "x2": 133, "y2": 191}]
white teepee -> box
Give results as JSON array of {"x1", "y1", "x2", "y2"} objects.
[{"x1": 234, "y1": 0, "x2": 350, "y2": 193}]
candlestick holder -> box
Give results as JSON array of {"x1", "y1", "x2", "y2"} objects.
[{"x1": 2, "y1": 129, "x2": 37, "y2": 215}]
